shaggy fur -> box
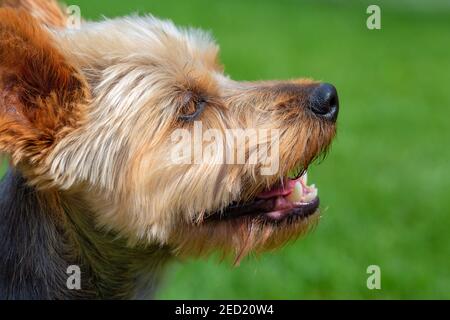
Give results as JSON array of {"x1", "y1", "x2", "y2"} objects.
[{"x1": 0, "y1": 1, "x2": 337, "y2": 299}]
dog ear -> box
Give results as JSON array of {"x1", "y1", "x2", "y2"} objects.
[
  {"x1": 1, "y1": 0, "x2": 68, "y2": 27},
  {"x1": 0, "y1": 8, "x2": 88, "y2": 166}
]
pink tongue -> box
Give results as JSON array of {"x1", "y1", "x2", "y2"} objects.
[{"x1": 257, "y1": 178, "x2": 301, "y2": 199}]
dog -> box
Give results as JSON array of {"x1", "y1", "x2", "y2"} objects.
[{"x1": 0, "y1": 0, "x2": 338, "y2": 299}]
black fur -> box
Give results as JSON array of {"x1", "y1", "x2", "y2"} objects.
[{"x1": 0, "y1": 168, "x2": 170, "y2": 299}]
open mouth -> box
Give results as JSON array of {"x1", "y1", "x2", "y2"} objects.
[{"x1": 207, "y1": 169, "x2": 320, "y2": 223}]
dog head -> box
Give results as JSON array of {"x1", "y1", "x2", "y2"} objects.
[{"x1": 0, "y1": 10, "x2": 338, "y2": 261}]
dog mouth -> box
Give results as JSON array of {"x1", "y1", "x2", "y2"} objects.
[{"x1": 207, "y1": 170, "x2": 319, "y2": 223}]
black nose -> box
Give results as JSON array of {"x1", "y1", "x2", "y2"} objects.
[{"x1": 308, "y1": 83, "x2": 339, "y2": 121}]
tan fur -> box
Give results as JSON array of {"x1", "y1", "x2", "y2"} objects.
[
  {"x1": 0, "y1": 6, "x2": 336, "y2": 263},
  {"x1": 0, "y1": 8, "x2": 88, "y2": 178},
  {"x1": 1, "y1": 0, "x2": 67, "y2": 27}
]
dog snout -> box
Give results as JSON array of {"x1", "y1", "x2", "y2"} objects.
[{"x1": 307, "y1": 83, "x2": 339, "y2": 122}]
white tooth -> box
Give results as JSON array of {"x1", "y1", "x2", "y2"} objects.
[
  {"x1": 303, "y1": 194, "x2": 312, "y2": 203},
  {"x1": 302, "y1": 172, "x2": 308, "y2": 184},
  {"x1": 287, "y1": 181, "x2": 303, "y2": 202},
  {"x1": 303, "y1": 188, "x2": 318, "y2": 203}
]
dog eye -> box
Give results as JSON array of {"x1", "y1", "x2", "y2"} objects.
[{"x1": 178, "y1": 98, "x2": 206, "y2": 121}]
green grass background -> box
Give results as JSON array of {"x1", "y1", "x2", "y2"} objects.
[{"x1": 1, "y1": 0, "x2": 450, "y2": 299}]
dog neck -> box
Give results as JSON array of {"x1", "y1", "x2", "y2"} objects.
[{"x1": 0, "y1": 168, "x2": 171, "y2": 299}]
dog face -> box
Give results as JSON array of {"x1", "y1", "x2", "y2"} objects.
[{"x1": 0, "y1": 11, "x2": 338, "y2": 261}]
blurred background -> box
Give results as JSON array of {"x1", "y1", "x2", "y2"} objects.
[{"x1": 1, "y1": 0, "x2": 450, "y2": 299}]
